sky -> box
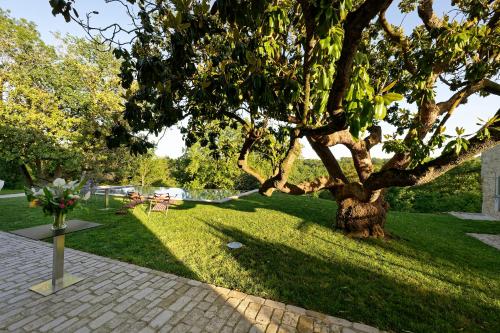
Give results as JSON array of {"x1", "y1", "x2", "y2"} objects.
[{"x1": 1, "y1": 0, "x2": 498, "y2": 159}]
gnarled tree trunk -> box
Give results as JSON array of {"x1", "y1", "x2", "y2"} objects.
[{"x1": 335, "y1": 197, "x2": 388, "y2": 238}]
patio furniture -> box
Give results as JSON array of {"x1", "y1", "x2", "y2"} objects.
[
  {"x1": 124, "y1": 191, "x2": 145, "y2": 204},
  {"x1": 147, "y1": 193, "x2": 171, "y2": 218},
  {"x1": 116, "y1": 191, "x2": 146, "y2": 215}
]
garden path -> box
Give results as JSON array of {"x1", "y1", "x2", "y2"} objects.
[
  {"x1": 0, "y1": 232, "x2": 382, "y2": 333},
  {"x1": 448, "y1": 211, "x2": 498, "y2": 221},
  {"x1": 467, "y1": 233, "x2": 500, "y2": 250},
  {"x1": 0, "y1": 193, "x2": 24, "y2": 199}
]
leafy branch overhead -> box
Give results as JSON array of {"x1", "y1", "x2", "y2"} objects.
[{"x1": 50, "y1": 0, "x2": 499, "y2": 237}]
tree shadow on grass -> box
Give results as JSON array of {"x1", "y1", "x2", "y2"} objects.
[
  {"x1": 173, "y1": 194, "x2": 500, "y2": 276},
  {"x1": 201, "y1": 222, "x2": 500, "y2": 333},
  {"x1": 83, "y1": 195, "x2": 499, "y2": 333},
  {"x1": 64, "y1": 198, "x2": 201, "y2": 280}
]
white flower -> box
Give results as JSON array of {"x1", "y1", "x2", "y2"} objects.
[
  {"x1": 34, "y1": 189, "x2": 44, "y2": 196},
  {"x1": 83, "y1": 191, "x2": 91, "y2": 200},
  {"x1": 65, "y1": 180, "x2": 79, "y2": 189},
  {"x1": 52, "y1": 178, "x2": 66, "y2": 187}
]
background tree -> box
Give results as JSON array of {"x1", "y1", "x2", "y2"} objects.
[
  {"x1": 127, "y1": 151, "x2": 176, "y2": 187},
  {"x1": 0, "y1": 10, "x2": 132, "y2": 186},
  {"x1": 174, "y1": 123, "x2": 264, "y2": 190},
  {"x1": 51, "y1": 0, "x2": 499, "y2": 237}
]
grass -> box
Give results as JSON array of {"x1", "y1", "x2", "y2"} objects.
[
  {"x1": 386, "y1": 159, "x2": 482, "y2": 213},
  {"x1": 0, "y1": 189, "x2": 24, "y2": 194},
  {"x1": 0, "y1": 194, "x2": 499, "y2": 333}
]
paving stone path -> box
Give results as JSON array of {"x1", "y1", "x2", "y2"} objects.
[
  {"x1": 448, "y1": 211, "x2": 498, "y2": 221},
  {"x1": 0, "y1": 232, "x2": 383, "y2": 333},
  {"x1": 0, "y1": 193, "x2": 25, "y2": 199},
  {"x1": 467, "y1": 233, "x2": 500, "y2": 250}
]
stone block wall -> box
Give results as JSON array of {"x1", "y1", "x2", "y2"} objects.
[{"x1": 481, "y1": 144, "x2": 500, "y2": 218}]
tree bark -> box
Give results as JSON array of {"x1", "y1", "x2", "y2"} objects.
[
  {"x1": 19, "y1": 164, "x2": 34, "y2": 187},
  {"x1": 336, "y1": 197, "x2": 388, "y2": 238},
  {"x1": 54, "y1": 164, "x2": 63, "y2": 179}
]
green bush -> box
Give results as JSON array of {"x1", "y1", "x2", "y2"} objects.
[
  {"x1": 386, "y1": 159, "x2": 481, "y2": 213},
  {"x1": 0, "y1": 159, "x2": 24, "y2": 189}
]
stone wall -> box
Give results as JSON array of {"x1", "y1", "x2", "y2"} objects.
[{"x1": 481, "y1": 144, "x2": 500, "y2": 218}]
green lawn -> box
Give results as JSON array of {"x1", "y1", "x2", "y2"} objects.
[
  {"x1": 0, "y1": 189, "x2": 24, "y2": 194},
  {"x1": 0, "y1": 194, "x2": 499, "y2": 333}
]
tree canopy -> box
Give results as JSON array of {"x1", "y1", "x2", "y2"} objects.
[
  {"x1": 50, "y1": 0, "x2": 499, "y2": 236},
  {"x1": 0, "y1": 10, "x2": 131, "y2": 185}
]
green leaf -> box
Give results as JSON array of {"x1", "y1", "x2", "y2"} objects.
[
  {"x1": 381, "y1": 80, "x2": 397, "y2": 93},
  {"x1": 349, "y1": 117, "x2": 361, "y2": 139},
  {"x1": 319, "y1": 67, "x2": 329, "y2": 90},
  {"x1": 374, "y1": 96, "x2": 387, "y2": 120},
  {"x1": 382, "y1": 92, "x2": 403, "y2": 105}
]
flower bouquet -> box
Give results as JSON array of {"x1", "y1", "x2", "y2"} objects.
[{"x1": 25, "y1": 178, "x2": 90, "y2": 230}]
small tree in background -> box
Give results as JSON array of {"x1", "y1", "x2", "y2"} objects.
[
  {"x1": 128, "y1": 151, "x2": 176, "y2": 187},
  {"x1": 175, "y1": 123, "x2": 264, "y2": 190},
  {"x1": 51, "y1": 0, "x2": 499, "y2": 237}
]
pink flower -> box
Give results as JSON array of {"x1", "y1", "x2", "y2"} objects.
[
  {"x1": 59, "y1": 203, "x2": 66, "y2": 209},
  {"x1": 67, "y1": 200, "x2": 74, "y2": 206}
]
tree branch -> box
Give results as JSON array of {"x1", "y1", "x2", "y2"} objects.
[
  {"x1": 379, "y1": 5, "x2": 416, "y2": 74},
  {"x1": 364, "y1": 125, "x2": 382, "y2": 150},
  {"x1": 483, "y1": 79, "x2": 500, "y2": 96},
  {"x1": 307, "y1": 136, "x2": 349, "y2": 183},
  {"x1": 275, "y1": 176, "x2": 342, "y2": 195},
  {"x1": 222, "y1": 111, "x2": 249, "y2": 128},
  {"x1": 276, "y1": 177, "x2": 372, "y2": 203},
  {"x1": 299, "y1": 117, "x2": 348, "y2": 137},
  {"x1": 417, "y1": 0, "x2": 443, "y2": 32},
  {"x1": 382, "y1": 72, "x2": 441, "y2": 170},
  {"x1": 366, "y1": 114, "x2": 500, "y2": 190},
  {"x1": 437, "y1": 79, "x2": 493, "y2": 115},
  {"x1": 237, "y1": 132, "x2": 266, "y2": 185},
  {"x1": 260, "y1": 131, "x2": 301, "y2": 196},
  {"x1": 298, "y1": 0, "x2": 316, "y2": 124},
  {"x1": 427, "y1": 79, "x2": 499, "y2": 145},
  {"x1": 310, "y1": 127, "x2": 380, "y2": 182},
  {"x1": 327, "y1": 0, "x2": 394, "y2": 115}
]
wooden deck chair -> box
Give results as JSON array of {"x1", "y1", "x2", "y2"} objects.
[
  {"x1": 147, "y1": 193, "x2": 171, "y2": 219},
  {"x1": 116, "y1": 191, "x2": 145, "y2": 215},
  {"x1": 123, "y1": 191, "x2": 144, "y2": 204}
]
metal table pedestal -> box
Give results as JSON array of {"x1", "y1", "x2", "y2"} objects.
[{"x1": 29, "y1": 231, "x2": 83, "y2": 296}]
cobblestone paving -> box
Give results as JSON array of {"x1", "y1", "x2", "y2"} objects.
[{"x1": 0, "y1": 232, "x2": 383, "y2": 333}]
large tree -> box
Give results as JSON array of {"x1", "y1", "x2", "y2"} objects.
[
  {"x1": 51, "y1": 0, "x2": 499, "y2": 237},
  {"x1": 0, "y1": 10, "x2": 131, "y2": 185}
]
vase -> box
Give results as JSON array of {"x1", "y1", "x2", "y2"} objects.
[{"x1": 52, "y1": 212, "x2": 67, "y2": 230}]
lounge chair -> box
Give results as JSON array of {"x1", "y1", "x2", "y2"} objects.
[
  {"x1": 116, "y1": 191, "x2": 146, "y2": 215},
  {"x1": 147, "y1": 193, "x2": 171, "y2": 219}
]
